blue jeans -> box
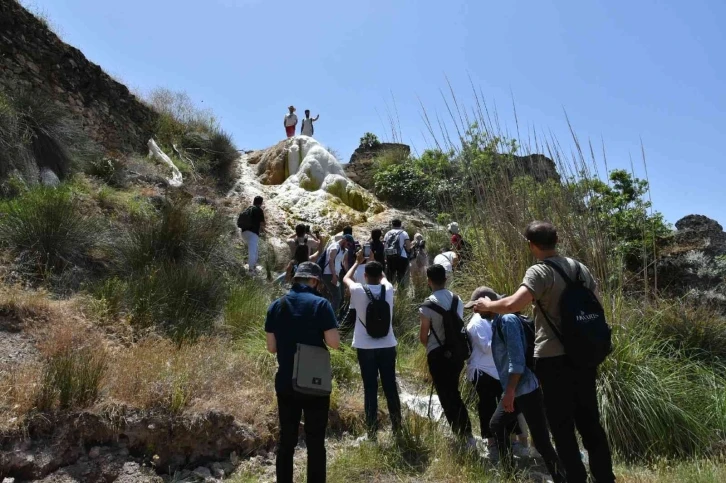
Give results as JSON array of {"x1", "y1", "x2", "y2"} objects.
[{"x1": 356, "y1": 347, "x2": 402, "y2": 433}]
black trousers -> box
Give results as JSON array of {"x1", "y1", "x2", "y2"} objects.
[
  {"x1": 427, "y1": 348, "x2": 472, "y2": 437},
  {"x1": 490, "y1": 387, "x2": 566, "y2": 482},
  {"x1": 535, "y1": 356, "x2": 615, "y2": 483},
  {"x1": 472, "y1": 370, "x2": 520, "y2": 439},
  {"x1": 357, "y1": 347, "x2": 402, "y2": 433},
  {"x1": 276, "y1": 392, "x2": 330, "y2": 483},
  {"x1": 385, "y1": 255, "x2": 409, "y2": 286}
]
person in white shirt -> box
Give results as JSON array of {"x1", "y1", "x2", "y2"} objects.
[
  {"x1": 284, "y1": 106, "x2": 298, "y2": 138},
  {"x1": 300, "y1": 109, "x2": 319, "y2": 137},
  {"x1": 383, "y1": 219, "x2": 412, "y2": 286},
  {"x1": 465, "y1": 287, "x2": 533, "y2": 460},
  {"x1": 343, "y1": 249, "x2": 402, "y2": 437},
  {"x1": 321, "y1": 235, "x2": 351, "y2": 313},
  {"x1": 433, "y1": 250, "x2": 459, "y2": 285}
]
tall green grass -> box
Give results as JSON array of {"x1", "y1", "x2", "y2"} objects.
[{"x1": 0, "y1": 185, "x2": 103, "y2": 277}]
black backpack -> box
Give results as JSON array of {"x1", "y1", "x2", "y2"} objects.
[
  {"x1": 359, "y1": 284, "x2": 391, "y2": 338},
  {"x1": 537, "y1": 259, "x2": 612, "y2": 368},
  {"x1": 315, "y1": 242, "x2": 333, "y2": 273},
  {"x1": 422, "y1": 295, "x2": 471, "y2": 363},
  {"x1": 496, "y1": 314, "x2": 536, "y2": 370},
  {"x1": 237, "y1": 207, "x2": 253, "y2": 231}
]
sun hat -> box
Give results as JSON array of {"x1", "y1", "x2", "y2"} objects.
[
  {"x1": 288, "y1": 105, "x2": 296, "y2": 111},
  {"x1": 293, "y1": 261, "x2": 322, "y2": 280},
  {"x1": 447, "y1": 222, "x2": 460, "y2": 234},
  {"x1": 464, "y1": 286, "x2": 500, "y2": 309}
]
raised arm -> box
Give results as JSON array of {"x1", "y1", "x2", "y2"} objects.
[
  {"x1": 474, "y1": 285, "x2": 533, "y2": 315},
  {"x1": 313, "y1": 114, "x2": 320, "y2": 121}
]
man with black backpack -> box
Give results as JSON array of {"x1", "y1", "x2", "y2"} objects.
[
  {"x1": 418, "y1": 264, "x2": 476, "y2": 449},
  {"x1": 473, "y1": 221, "x2": 614, "y2": 483},
  {"x1": 238, "y1": 196, "x2": 266, "y2": 273},
  {"x1": 467, "y1": 287, "x2": 565, "y2": 482},
  {"x1": 383, "y1": 219, "x2": 412, "y2": 286},
  {"x1": 287, "y1": 224, "x2": 319, "y2": 260},
  {"x1": 343, "y1": 250, "x2": 401, "y2": 439}
]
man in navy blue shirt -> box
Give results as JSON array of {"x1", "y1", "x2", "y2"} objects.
[{"x1": 265, "y1": 262, "x2": 340, "y2": 483}]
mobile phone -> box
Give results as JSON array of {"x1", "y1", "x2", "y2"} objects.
[{"x1": 363, "y1": 244, "x2": 371, "y2": 258}]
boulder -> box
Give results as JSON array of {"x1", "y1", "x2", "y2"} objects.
[
  {"x1": 346, "y1": 143, "x2": 410, "y2": 190},
  {"x1": 657, "y1": 214, "x2": 726, "y2": 312},
  {"x1": 39, "y1": 167, "x2": 60, "y2": 187}
]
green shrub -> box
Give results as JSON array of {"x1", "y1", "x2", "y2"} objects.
[
  {"x1": 116, "y1": 195, "x2": 231, "y2": 273},
  {"x1": 0, "y1": 89, "x2": 99, "y2": 184},
  {"x1": 35, "y1": 345, "x2": 107, "y2": 411},
  {"x1": 598, "y1": 326, "x2": 725, "y2": 460},
  {"x1": 224, "y1": 281, "x2": 272, "y2": 336},
  {"x1": 359, "y1": 132, "x2": 380, "y2": 150},
  {"x1": 126, "y1": 262, "x2": 228, "y2": 341},
  {"x1": 0, "y1": 185, "x2": 103, "y2": 276}
]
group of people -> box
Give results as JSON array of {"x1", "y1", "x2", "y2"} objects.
[
  {"x1": 263, "y1": 219, "x2": 615, "y2": 483},
  {"x1": 284, "y1": 105, "x2": 320, "y2": 138}
]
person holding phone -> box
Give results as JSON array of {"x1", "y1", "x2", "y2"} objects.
[{"x1": 353, "y1": 244, "x2": 374, "y2": 283}]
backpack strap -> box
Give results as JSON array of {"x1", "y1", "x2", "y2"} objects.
[
  {"x1": 541, "y1": 258, "x2": 584, "y2": 286},
  {"x1": 421, "y1": 300, "x2": 446, "y2": 347}
]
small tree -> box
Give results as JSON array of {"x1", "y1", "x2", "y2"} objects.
[{"x1": 359, "y1": 132, "x2": 381, "y2": 150}]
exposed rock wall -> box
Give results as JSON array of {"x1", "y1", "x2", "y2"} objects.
[
  {"x1": 658, "y1": 215, "x2": 726, "y2": 311},
  {"x1": 0, "y1": 0, "x2": 157, "y2": 153},
  {"x1": 345, "y1": 142, "x2": 411, "y2": 190}
]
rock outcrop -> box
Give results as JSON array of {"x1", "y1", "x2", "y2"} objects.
[
  {"x1": 345, "y1": 143, "x2": 411, "y2": 190},
  {"x1": 658, "y1": 214, "x2": 726, "y2": 311},
  {"x1": 0, "y1": 0, "x2": 157, "y2": 153}
]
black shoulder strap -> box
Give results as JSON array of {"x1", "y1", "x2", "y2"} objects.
[
  {"x1": 363, "y1": 284, "x2": 376, "y2": 301},
  {"x1": 450, "y1": 295, "x2": 460, "y2": 314},
  {"x1": 541, "y1": 259, "x2": 574, "y2": 285},
  {"x1": 421, "y1": 300, "x2": 448, "y2": 347}
]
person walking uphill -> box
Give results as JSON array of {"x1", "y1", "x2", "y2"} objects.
[
  {"x1": 284, "y1": 106, "x2": 298, "y2": 138},
  {"x1": 344, "y1": 250, "x2": 402, "y2": 439},
  {"x1": 384, "y1": 219, "x2": 412, "y2": 286},
  {"x1": 265, "y1": 262, "x2": 340, "y2": 483},
  {"x1": 419, "y1": 264, "x2": 476, "y2": 449},
  {"x1": 468, "y1": 287, "x2": 566, "y2": 482},
  {"x1": 237, "y1": 196, "x2": 265, "y2": 273},
  {"x1": 320, "y1": 235, "x2": 352, "y2": 314},
  {"x1": 474, "y1": 220, "x2": 614, "y2": 483}
]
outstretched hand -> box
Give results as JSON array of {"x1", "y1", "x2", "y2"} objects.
[{"x1": 356, "y1": 249, "x2": 365, "y2": 264}]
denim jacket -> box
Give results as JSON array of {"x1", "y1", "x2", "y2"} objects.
[{"x1": 490, "y1": 314, "x2": 539, "y2": 398}]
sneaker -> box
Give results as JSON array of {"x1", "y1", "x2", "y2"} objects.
[
  {"x1": 485, "y1": 442, "x2": 499, "y2": 463},
  {"x1": 511, "y1": 441, "x2": 531, "y2": 459}
]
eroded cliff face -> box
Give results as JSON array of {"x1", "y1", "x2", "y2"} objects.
[
  {"x1": 658, "y1": 214, "x2": 726, "y2": 310},
  {"x1": 0, "y1": 0, "x2": 157, "y2": 153}
]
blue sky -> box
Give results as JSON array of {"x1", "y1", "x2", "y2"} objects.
[{"x1": 27, "y1": 0, "x2": 726, "y2": 225}]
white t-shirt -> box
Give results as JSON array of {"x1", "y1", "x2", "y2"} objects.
[
  {"x1": 301, "y1": 118, "x2": 314, "y2": 136},
  {"x1": 284, "y1": 113, "x2": 298, "y2": 127},
  {"x1": 466, "y1": 314, "x2": 499, "y2": 382},
  {"x1": 353, "y1": 264, "x2": 367, "y2": 283},
  {"x1": 323, "y1": 243, "x2": 346, "y2": 275},
  {"x1": 383, "y1": 229, "x2": 410, "y2": 259},
  {"x1": 349, "y1": 281, "x2": 397, "y2": 349},
  {"x1": 434, "y1": 252, "x2": 456, "y2": 277}
]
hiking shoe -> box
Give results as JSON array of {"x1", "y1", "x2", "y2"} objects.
[
  {"x1": 465, "y1": 436, "x2": 478, "y2": 453},
  {"x1": 485, "y1": 443, "x2": 499, "y2": 463},
  {"x1": 512, "y1": 441, "x2": 531, "y2": 459}
]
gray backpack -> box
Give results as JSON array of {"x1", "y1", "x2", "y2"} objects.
[
  {"x1": 280, "y1": 297, "x2": 332, "y2": 396},
  {"x1": 292, "y1": 343, "x2": 332, "y2": 396}
]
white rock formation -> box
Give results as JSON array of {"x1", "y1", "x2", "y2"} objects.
[{"x1": 148, "y1": 139, "x2": 183, "y2": 187}]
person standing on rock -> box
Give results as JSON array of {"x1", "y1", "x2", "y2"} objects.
[
  {"x1": 265, "y1": 262, "x2": 340, "y2": 483},
  {"x1": 237, "y1": 196, "x2": 266, "y2": 273},
  {"x1": 343, "y1": 250, "x2": 402, "y2": 440},
  {"x1": 284, "y1": 106, "x2": 298, "y2": 138},
  {"x1": 301, "y1": 109, "x2": 320, "y2": 137},
  {"x1": 473, "y1": 221, "x2": 615, "y2": 483}
]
